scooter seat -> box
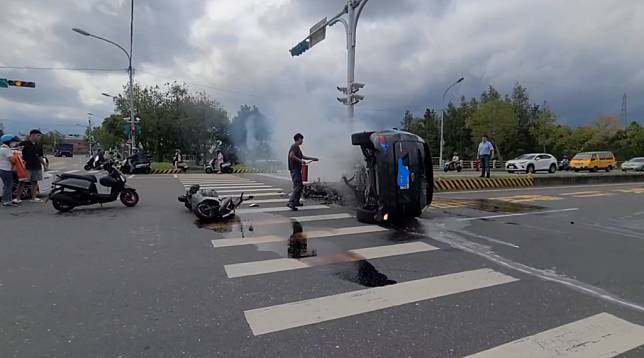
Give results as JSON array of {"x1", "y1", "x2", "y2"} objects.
[{"x1": 58, "y1": 173, "x2": 97, "y2": 182}]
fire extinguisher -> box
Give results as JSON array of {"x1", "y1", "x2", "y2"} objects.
[{"x1": 301, "y1": 161, "x2": 309, "y2": 182}]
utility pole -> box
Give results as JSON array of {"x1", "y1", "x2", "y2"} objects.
[
  {"x1": 290, "y1": 0, "x2": 369, "y2": 123},
  {"x1": 621, "y1": 93, "x2": 628, "y2": 128},
  {"x1": 87, "y1": 112, "x2": 94, "y2": 157},
  {"x1": 439, "y1": 77, "x2": 464, "y2": 168}
]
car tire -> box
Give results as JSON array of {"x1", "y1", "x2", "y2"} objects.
[
  {"x1": 526, "y1": 165, "x2": 535, "y2": 174},
  {"x1": 356, "y1": 207, "x2": 377, "y2": 224},
  {"x1": 351, "y1": 132, "x2": 374, "y2": 146},
  {"x1": 606, "y1": 165, "x2": 612, "y2": 172},
  {"x1": 592, "y1": 166, "x2": 598, "y2": 172},
  {"x1": 507, "y1": 170, "x2": 515, "y2": 174},
  {"x1": 548, "y1": 164, "x2": 556, "y2": 173}
]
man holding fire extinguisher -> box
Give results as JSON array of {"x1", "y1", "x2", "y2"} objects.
[{"x1": 287, "y1": 133, "x2": 318, "y2": 211}]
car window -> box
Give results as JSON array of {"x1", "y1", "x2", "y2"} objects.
[
  {"x1": 633, "y1": 158, "x2": 644, "y2": 162},
  {"x1": 516, "y1": 154, "x2": 536, "y2": 160},
  {"x1": 573, "y1": 153, "x2": 591, "y2": 160}
]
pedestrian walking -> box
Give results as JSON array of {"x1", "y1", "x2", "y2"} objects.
[
  {"x1": 477, "y1": 134, "x2": 494, "y2": 178},
  {"x1": 19, "y1": 129, "x2": 44, "y2": 202},
  {"x1": 287, "y1": 133, "x2": 318, "y2": 211},
  {"x1": 0, "y1": 134, "x2": 21, "y2": 207},
  {"x1": 173, "y1": 149, "x2": 183, "y2": 169}
]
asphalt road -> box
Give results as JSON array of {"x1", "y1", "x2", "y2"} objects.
[{"x1": 1, "y1": 167, "x2": 644, "y2": 357}]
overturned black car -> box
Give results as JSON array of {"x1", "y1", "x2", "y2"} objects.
[{"x1": 347, "y1": 129, "x2": 433, "y2": 223}]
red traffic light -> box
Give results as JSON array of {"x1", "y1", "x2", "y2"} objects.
[{"x1": 8, "y1": 80, "x2": 36, "y2": 88}]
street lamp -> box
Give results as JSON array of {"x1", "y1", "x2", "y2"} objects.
[
  {"x1": 439, "y1": 77, "x2": 465, "y2": 168},
  {"x1": 101, "y1": 92, "x2": 117, "y2": 99},
  {"x1": 72, "y1": 0, "x2": 135, "y2": 154}
]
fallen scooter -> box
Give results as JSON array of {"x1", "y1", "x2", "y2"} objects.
[
  {"x1": 178, "y1": 184, "x2": 252, "y2": 221},
  {"x1": 49, "y1": 161, "x2": 139, "y2": 212},
  {"x1": 84, "y1": 153, "x2": 106, "y2": 170}
]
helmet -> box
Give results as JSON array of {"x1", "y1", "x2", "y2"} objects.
[{"x1": 1, "y1": 134, "x2": 18, "y2": 144}]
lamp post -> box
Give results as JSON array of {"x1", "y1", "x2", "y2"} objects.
[
  {"x1": 87, "y1": 112, "x2": 94, "y2": 157},
  {"x1": 439, "y1": 77, "x2": 464, "y2": 168},
  {"x1": 73, "y1": 0, "x2": 135, "y2": 154}
]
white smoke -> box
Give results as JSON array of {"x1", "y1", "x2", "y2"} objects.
[{"x1": 265, "y1": 97, "x2": 372, "y2": 182}]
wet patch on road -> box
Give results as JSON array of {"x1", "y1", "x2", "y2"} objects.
[{"x1": 431, "y1": 198, "x2": 545, "y2": 214}]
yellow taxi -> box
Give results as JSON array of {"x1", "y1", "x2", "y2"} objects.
[{"x1": 570, "y1": 151, "x2": 616, "y2": 172}]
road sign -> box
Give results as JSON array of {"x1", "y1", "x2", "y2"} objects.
[
  {"x1": 309, "y1": 17, "x2": 327, "y2": 47},
  {"x1": 0, "y1": 78, "x2": 7, "y2": 88}
]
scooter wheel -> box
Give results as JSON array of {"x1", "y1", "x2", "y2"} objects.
[
  {"x1": 443, "y1": 167, "x2": 449, "y2": 173},
  {"x1": 456, "y1": 167, "x2": 462, "y2": 172},
  {"x1": 144, "y1": 167, "x2": 151, "y2": 174},
  {"x1": 52, "y1": 200, "x2": 74, "y2": 212},
  {"x1": 84, "y1": 164, "x2": 92, "y2": 170},
  {"x1": 205, "y1": 167, "x2": 213, "y2": 174},
  {"x1": 194, "y1": 202, "x2": 217, "y2": 221},
  {"x1": 120, "y1": 189, "x2": 139, "y2": 207}
]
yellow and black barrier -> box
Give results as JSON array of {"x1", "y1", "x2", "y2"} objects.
[
  {"x1": 150, "y1": 169, "x2": 183, "y2": 174},
  {"x1": 433, "y1": 176, "x2": 534, "y2": 192},
  {"x1": 233, "y1": 167, "x2": 277, "y2": 174}
]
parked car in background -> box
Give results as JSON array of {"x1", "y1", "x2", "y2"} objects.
[
  {"x1": 570, "y1": 151, "x2": 616, "y2": 172},
  {"x1": 54, "y1": 143, "x2": 74, "y2": 157},
  {"x1": 621, "y1": 157, "x2": 644, "y2": 171},
  {"x1": 505, "y1": 153, "x2": 558, "y2": 174}
]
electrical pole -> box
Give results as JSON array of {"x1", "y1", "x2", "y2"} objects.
[
  {"x1": 439, "y1": 77, "x2": 464, "y2": 168},
  {"x1": 87, "y1": 112, "x2": 94, "y2": 157},
  {"x1": 621, "y1": 93, "x2": 628, "y2": 128}
]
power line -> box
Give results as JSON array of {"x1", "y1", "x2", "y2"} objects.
[{"x1": 0, "y1": 66, "x2": 127, "y2": 72}]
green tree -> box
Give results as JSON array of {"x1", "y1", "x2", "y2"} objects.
[{"x1": 467, "y1": 99, "x2": 517, "y2": 159}]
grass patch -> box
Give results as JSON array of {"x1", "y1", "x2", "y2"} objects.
[{"x1": 151, "y1": 162, "x2": 175, "y2": 171}]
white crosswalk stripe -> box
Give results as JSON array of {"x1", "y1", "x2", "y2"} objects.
[
  {"x1": 225, "y1": 242, "x2": 439, "y2": 278},
  {"x1": 171, "y1": 174, "x2": 644, "y2": 353},
  {"x1": 244, "y1": 268, "x2": 519, "y2": 336},
  {"x1": 211, "y1": 225, "x2": 387, "y2": 248},
  {"x1": 466, "y1": 312, "x2": 644, "y2": 357}
]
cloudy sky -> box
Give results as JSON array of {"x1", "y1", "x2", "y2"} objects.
[{"x1": 2, "y1": 0, "x2": 644, "y2": 136}]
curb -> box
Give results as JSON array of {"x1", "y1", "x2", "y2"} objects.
[
  {"x1": 533, "y1": 173, "x2": 644, "y2": 186},
  {"x1": 434, "y1": 176, "x2": 534, "y2": 192},
  {"x1": 233, "y1": 168, "x2": 277, "y2": 174}
]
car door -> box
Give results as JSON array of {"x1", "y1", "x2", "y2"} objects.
[{"x1": 535, "y1": 155, "x2": 549, "y2": 171}]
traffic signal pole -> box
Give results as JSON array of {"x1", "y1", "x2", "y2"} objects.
[{"x1": 290, "y1": 0, "x2": 369, "y2": 124}]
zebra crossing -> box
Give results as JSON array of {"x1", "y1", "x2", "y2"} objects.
[{"x1": 178, "y1": 174, "x2": 644, "y2": 355}]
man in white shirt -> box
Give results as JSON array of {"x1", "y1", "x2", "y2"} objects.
[{"x1": 477, "y1": 135, "x2": 495, "y2": 178}]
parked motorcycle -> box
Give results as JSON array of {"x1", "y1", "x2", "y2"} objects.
[
  {"x1": 204, "y1": 161, "x2": 233, "y2": 174},
  {"x1": 558, "y1": 159, "x2": 571, "y2": 171},
  {"x1": 49, "y1": 161, "x2": 139, "y2": 212},
  {"x1": 178, "y1": 184, "x2": 252, "y2": 221},
  {"x1": 121, "y1": 154, "x2": 152, "y2": 174},
  {"x1": 443, "y1": 160, "x2": 463, "y2": 172},
  {"x1": 84, "y1": 153, "x2": 106, "y2": 170}
]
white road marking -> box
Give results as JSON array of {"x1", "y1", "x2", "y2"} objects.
[
  {"x1": 571, "y1": 193, "x2": 613, "y2": 198},
  {"x1": 64, "y1": 170, "x2": 80, "y2": 173},
  {"x1": 286, "y1": 213, "x2": 353, "y2": 222},
  {"x1": 436, "y1": 181, "x2": 644, "y2": 195},
  {"x1": 180, "y1": 180, "x2": 259, "y2": 184},
  {"x1": 217, "y1": 188, "x2": 283, "y2": 193},
  {"x1": 225, "y1": 242, "x2": 439, "y2": 278},
  {"x1": 244, "y1": 268, "x2": 518, "y2": 336},
  {"x1": 465, "y1": 312, "x2": 644, "y2": 358},
  {"x1": 560, "y1": 191, "x2": 601, "y2": 196},
  {"x1": 235, "y1": 192, "x2": 285, "y2": 197},
  {"x1": 211, "y1": 225, "x2": 386, "y2": 248},
  {"x1": 235, "y1": 204, "x2": 325, "y2": 214},
  {"x1": 458, "y1": 208, "x2": 579, "y2": 221},
  {"x1": 257, "y1": 173, "x2": 311, "y2": 184},
  {"x1": 245, "y1": 198, "x2": 290, "y2": 204},
  {"x1": 173, "y1": 174, "x2": 178, "y2": 178},
  {"x1": 185, "y1": 185, "x2": 273, "y2": 190}
]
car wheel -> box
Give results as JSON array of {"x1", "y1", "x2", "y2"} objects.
[
  {"x1": 548, "y1": 164, "x2": 556, "y2": 174},
  {"x1": 606, "y1": 165, "x2": 612, "y2": 172},
  {"x1": 356, "y1": 207, "x2": 377, "y2": 224},
  {"x1": 526, "y1": 165, "x2": 535, "y2": 174},
  {"x1": 351, "y1": 132, "x2": 374, "y2": 146},
  {"x1": 592, "y1": 166, "x2": 598, "y2": 172},
  {"x1": 507, "y1": 170, "x2": 515, "y2": 174}
]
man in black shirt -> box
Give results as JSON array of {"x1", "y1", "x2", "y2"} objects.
[
  {"x1": 287, "y1": 133, "x2": 318, "y2": 211},
  {"x1": 20, "y1": 129, "x2": 44, "y2": 202}
]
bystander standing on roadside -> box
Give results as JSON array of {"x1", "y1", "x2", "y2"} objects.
[
  {"x1": 0, "y1": 134, "x2": 21, "y2": 207},
  {"x1": 19, "y1": 129, "x2": 44, "y2": 202},
  {"x1": 477, "y1": 134, "x2": 494, "y2": 179},
  {"x1": 287, "y1": 133, "x2": 318, "y2": 211}
]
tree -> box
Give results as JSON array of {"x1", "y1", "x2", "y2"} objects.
[{"x1": 466, "y1": 99, "x2": 517, "y2": 159}]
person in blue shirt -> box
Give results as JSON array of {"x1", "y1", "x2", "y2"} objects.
[{"x1": 477, "y1": 135, "x2": 495, "y2": 178}]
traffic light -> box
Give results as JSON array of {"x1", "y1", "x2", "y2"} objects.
[
  {"x1": 8, "y1": 80, "x2": 36, "y2": 88},
  {"x1": 289, "y1": 40, "x2": 310, "y2": 56}
]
